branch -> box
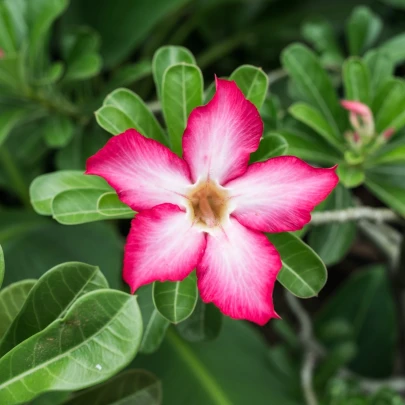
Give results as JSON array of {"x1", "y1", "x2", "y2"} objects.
[{"x1": 311, "y1": 207, "x2": 400, "y2": 225}]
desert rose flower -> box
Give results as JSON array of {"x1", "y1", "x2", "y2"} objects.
[{"x1": 86, "y1": 78, "x2": 338, "y2": 325}]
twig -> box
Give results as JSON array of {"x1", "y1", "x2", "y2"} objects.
[{"x1": 311, "y1": 207, "x2": 400, "y2": 225}]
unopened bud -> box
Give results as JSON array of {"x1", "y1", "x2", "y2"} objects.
[
  {"x1": 0, "y1": 49, "x2": 4, "y2": 59},
  {"x1": 341, "y1": 100, "x2": 374, "y2": 137},
  {"x1": 382, "y1": 128, "x2": 395, "y2": 140}
]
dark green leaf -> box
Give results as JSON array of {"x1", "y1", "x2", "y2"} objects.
[
  {"x1": 229, "y1": 65, "x2": 268, "y2": 109},
  {"x1": 268, "y1": 232, "x2": 327, "y2": 298},
  {"x1": 0, "y1": 290, "x2": 142, "y2": 404},
  {"x1": 153, "y1": 272, "x2": 198, "y2": 324},
  {"x1": 346, "y1": 6, "x2": 382, "y2": 55},
  {"x1": 109, "y1": 60, "x2": 152, "y2": 89},
  {"x1": 364, "y1": 50, "x2": 394, "y2": 100},
  {"x1": 0, "y1": 244, "x2": 3, "y2": 289},
  {"x1": 370, "y1": 145, "x2": 405, "y2": 165},
  {"x1": 380, "y1": 33, "x2": 405, "y2": 66},
  {"x1": 62, "y1": 370, "x2": 161, "y2": 405},
  {"x1": 0, "y1": 262, "x2": 108, "y2": 357},
  {"x1": 316, "y1": 266, "x2": 397, "y2": 378},
  {"x1": 43, "y1": 115, "x2": 75, "y2": 148},
  {"x1": 0, "y1": 280, "x2": 36, "y2": 339},
  {"x1": 162, "y1": 63, "x2": 203, "y2": 155},
  {"x1": 250, "y1": 133, "x2": 288, "y2": 162},
  {"x1": 309, "y1": 185, "x2": 356, "y2": 266},
  {"x1": 342, "y1": 57, "x2": 370, "y2": 104}
]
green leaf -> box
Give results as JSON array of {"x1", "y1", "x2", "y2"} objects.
[
  {"x1": 279, "y1": 128, "x2": 343, "y2": 165},
  {"x1": 364, "y1": 50, "x2": 394, "y2": 99},
  {"x1": 43, "y1": 115, "x2": 75, "y2": 148},
  {"x1": 282, "y1": 43, "x2": 345, "y2": 139},
  {"x1": 134, "y1": 319, "x2": 302, "y2": 405},
  {"x1": 0, "y1": 1, "x2": 23, "y2": 53},
  {"x1": 0, "y1": 280, "x2": 36, "y2": 339},
  {"x1": 374, "y1": 79, "x2": 405, "y2": 133},
  {"x1": 30, "y1": 171, "x2": 110, "y2": 215},
  {"x1": 0, "y1": 290, "x2": 142, "y2": 404},
  {"x1": 153, "y1": 272, "x2": 198, "y2": 324},
  {"x1": 346, "y1": 6, "x2": 382, "y2": 55},
  {"x1": 229, "y1": 65, "x2": 268, "y2": 109},
  {"x1": 109, "y1": 60, "x2": 152, "y2": 89},
  {"x1": 0, "y1": 210, "x2": 123, "y2": 289},
  {"x1": 250, "y1": 133, "x2": 288, "y2": 162},
  {"x1": 0, "y1": 244, "x2": 3, "y2": 289},
  {"x1": 176, "y1": 298, "x2": 222, "y2": 343},
  {"x1": 289, "y1": 103, "x2": 343, "y2": 151},
  {"x1": 268, "y1": 232, "x2": 327, "y2": 298},
  {"x1": 337, "y1": 164, "x2": 365, "y2": 188},
  {"x1": 0, "y1": 108, "x2": 31, "y2": 148},
  {"x1": 0, "y1": 262, "x2": 108, "y2": 357},
  {"x1": 152, "y1": 45, "x2": 196, "y2": 99},
  {"x1": 51, "y1": 188, "x2": 132, "y2": 225},
  {"x1": 62, "y1": 370, "x2": 161, "y2": 405},
  {"x1": 380, "y1": 33, "x2": 405, "y2": 65},
  {"x1": 309, "y1": 185, "x2": 356, "y2": 266},
  {"x1": 342, "y1": 57, "x2": 370, "y2": 105},
  {"x1": 97, "y1": 192, "x2": 134, "y2": 217},
  {"x1": 315, "y1": 266, "x2": 397, "y2": 378},
  {"x1": 365, "y1": 164, "x2": 405, "y2": 215},
  {"x1": 162, "y1": 63, "x2": 203, "y2": 155},
  {"x1": 97, "y1": 88, "x2": 166, "y2": 144},
  {"x1": 138, "y1": 285, "x2": 170, "y2": 355},
  {"x1": 370, "y1": 145, "x2": 405, "y2": 165}
]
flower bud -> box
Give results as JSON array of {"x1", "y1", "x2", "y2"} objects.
[{"x1": 341, "y1": 100, "x2": 374, "y2": 137}]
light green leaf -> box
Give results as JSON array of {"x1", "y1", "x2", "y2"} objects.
[
  {"x1": 98, "y1": 88, "x2": 166, "y2": 144},
  {"x1": 370, "y1": 145, "x2": 405, "y2": 165},
  {"x1": 30, "y1": 171, "x2": 110, "y2": 215},
  {"x1": 65, "y1": 53, "x2": 102, "y2": 81},
  {"x1": 346, "y1": 6, "x2": 382, "y2": 55},
  {"x1": 289, "y1": 103, "x2": 343, "y2": 151},
  {"x1": 309, "y1": 185, "x2": 356, "y2": 266},
  {"x1": 43, "y1": 115, "x2": 75, "y2": 148},
  {"x1": 337, "y1": 164, "x2": 365, "y2": 188},
  {"x1": 268, "y1": 232, "x2": 327, "y2": 298},
  {"x1": 0, "y1": 290, "x2": 142, "y2": 404},
  {"x1": 282, "y1": 43, "x2": 345, "y2": 139},
  {"x1": 97, "y1": 192, "x2": 134, "y2": 217},
  {"x1": 279, "y1": 128, "x2": 343, "y2": 165},
  {"x1": 152, "y1": 45, "x2": 196, "y2": 99},
  {"x1": 0, "y1": 245, "x2": 3, "y2": 289},
  {"x1": 229, "y1": 65, "x2": 268, "y2": 109},
  {"x1": 250, "y1": 133, "x2": 288, "y2": 162},
  {"x1": 153, "y1": 272, "x2": 198, "y2": 324},
  {"x1": 62, "y1": 370, "x2": 161, "y2": 405},
  {"x1": 364, "y1": 50, "x2": 394, "y2": 99},
  {"x1": 380, "y1": 33, "x2": 405, "y2": 65},
  {"x1": 162, "y1": 63, "x2": 203, "y2": 155},
  {"x1": 316, "y1": 266, "x2": 397, "y2": 378},
  {"x1": 138, "y1": 285, "x2": 170, "y2": 355},
  {"x1": 343, "y1": 57, "x2": 370, "y2": 104},
  {"x1": 0, "y1": 262, "x2": 108, "y2": 357},
  {"x1": 176, "y1": 298, "x2": 222, "y2": 343},
  {"x1": 0, "y1": 280, "x2": 36, "y2": 339}
]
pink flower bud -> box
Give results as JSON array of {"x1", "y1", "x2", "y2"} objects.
[
  {"x1": 341, "y1": 100, "x2": 374, "y2": 136},
  {"x1": 340, "y1": 100, "x2": 372, "y2": 117},
  {"x1": 0, "y1": 49, "x2": 4, "y2": 59},
  {"x1": 382, "y1": 128, "x2": 395, "y2": 140}
]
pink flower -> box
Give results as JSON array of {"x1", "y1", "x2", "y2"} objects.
[
  {"x1": 341, "y1": 100, "x2": 374, "y2": 136},
  {"x1": 86, "y1": 78, "x2": 338, "y2": 325}
]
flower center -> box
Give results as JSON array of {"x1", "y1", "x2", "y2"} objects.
[{"x1": 186, "y1": 180, "x2": 230, "y2": 229}]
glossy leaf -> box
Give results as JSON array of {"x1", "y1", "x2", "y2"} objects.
[
  {"x1": 346, "y1": 6, "x2": 382, "y2": 55},
  {"x1": 152, "y1": 45, "x2": 196, "y2": 99},
  {"x1": 316, "y1": 266, "x2": 397, "y2": 378},
  {"x1": 62, "y1": 370, "x2": 161, "y2": 405},
  {"x1": 0, "y1": 290, "x2": 142, "y2": 404},
  {"x1": 380, "y1": 33, "x2": 405, "y2": 65},
  {"x1": 0, "y1": 262, "x2": 108, "y2": 357},
  {"x1": 250, "y1": 133, "x2": 288, "y2": 162},
  {"x1": 229, "y1": 64, "x2": 268, "y2": 109},
  {"x1": 97, "y1": 88, "x2": 166, "y2": 144},
  {"x1": 343, "y1": 57, "x2": 370, "y2": 104},
  {"x1": 309, "y1": 185, "x2": 357, "y2": 266},
  {"x1": 0, "y1": 280, "x2": 36, "y2": 339},
  {"x1": 43, "y1": 115, "x2": 75, "y2": 148},
  {"x1": 268, "y1": 232, "x2": 327, "y2": 298},
  {"x1": 97, "y1": 192, "x2": 134, "y2": 217},
  {"x1": 162, "y1": 63, "x2": 203, "y2": 155},
  {"x1": 364, "y1": 50, "x2": 394, "y2": 99},
  {"x1": 30, "y1": 171, "x2": 110, "y2": 216},
  {"x1": 137, "y1": 285, "x2": 170, "y2": 355},
  {"x1": 176, "y1": 298, "x2": 222, "y2": 343},
  {"x1": 153, "y1": 272, "x2": 198, "y2": 324},
  {"x1": 337, "y1": 164, "x2": 365, "y2": 188},
  {"x1": 289, "y1": 102, "x2": 343, "y2": 151},
  {"x1": 282, "y1": 43, "x2": 345, "y2": 139}
]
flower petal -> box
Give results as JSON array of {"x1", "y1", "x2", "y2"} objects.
[
  {"x1": 182, "y1": 77, "x2": 263, "y2": 184},
  {"x1": 197, "y1": 218, "x2": 281, "y2": 325},
  {"x1": 86, "y1": 129, "x2": 192, "y2": 211},
  {"x1": 226, "y1": 156, "x2": 339, "y2": 233},
  {"x1": 124, "y1": 203, "x2": 206, "y2": 292}
]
